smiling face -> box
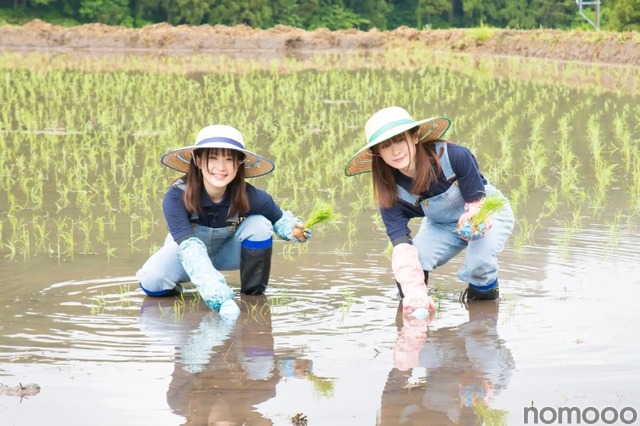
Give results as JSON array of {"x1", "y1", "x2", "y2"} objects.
[
  {"x1": 196, "y1": 148, "x2": 243, "y2": 202},
  {"x1": 373, "y1": 131, "x2": 418, "y2": 177}
]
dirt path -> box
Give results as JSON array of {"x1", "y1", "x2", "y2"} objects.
[{"x1": 2, "y1": 20, "x2": 640, "y2": 67}]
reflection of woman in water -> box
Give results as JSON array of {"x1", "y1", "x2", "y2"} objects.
[
  {"x1": 137, "y1": 295, "x2": 312, "y2": 425},
  {"x1": 380, "y1": 300, "x2": 515, "y2": 425}
]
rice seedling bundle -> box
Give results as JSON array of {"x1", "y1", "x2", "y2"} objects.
[{"x1": 456, "y1": 194, "x2": 506, "y2": 240}]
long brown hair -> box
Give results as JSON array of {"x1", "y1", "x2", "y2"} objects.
[
  {"x1": 180, "y1": 148, "x2": 250, "y2": 219},
  {"x1": 371, "y1": 129, "x2": 442, "y2": 209}
]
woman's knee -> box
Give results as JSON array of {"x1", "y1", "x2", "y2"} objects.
[
  {"x1": 238, "y1": 215, "x2": 273, "y2": 242},
  {"x1": 137, "y1": 268, "x2": 171, "y2": 295}
]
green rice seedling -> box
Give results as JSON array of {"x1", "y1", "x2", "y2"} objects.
[
  {"x1": 242, "y1": 300, "x2": 260, "y2": 320},
  {"x1": 106, "y1": 243, "x2": 117, "y2": 262},
  {"x1": 630, "y1": 151, "x2": 640, "y2": 214},
  {"x1": 332, "y1": 242, "x2": 350, "y2": 256},
  {"x1": 188, "y1": 293, "x2": 200, "y2": 312},
  {"x1": 59, "y1": 229, "x2": 75, "y2": 261},
  {"x1": 31, "y1": 217, "x2": 50, "y2": 256},
  {"x1": 79, "y1": 219, "x2": 93, "y2": 254},
  {"x1": 540, "y1": 188, "x2": 559, "y2": 219},
  {"x1": 173, "y1": 293, "x2": 186, "y2": 319},
  {"x1": 346, "y1": 218, "x2": 358, "y2": 245},
  {"x1": 117, "y1": 283, "x2": 133, "y2": 308},
  {"x1": 90, "y1": 293, "x2": 106, "y2": 315},
  {"x1": 281, "y1": 243, "x2": 300, "y2": 259},
  {"x1": 518, "y1": 173, "x2": 530, "y2": 203},
  {"x1": 339, "y1": 289, "x2": 354, "y2": 320},
  {"x1": 3, "y1": 240, "x2": 17, "y2": 261},
  {"x1": 291, "y1": 201, "x2": 339, "y2": 242},
  {"x1": 458, "y1": 194, "x2": 507, "y2": 239},
  {"x1": 589, "y1": 159, "x2": 616, "y2": 218},
  {"x1": 556, "y1": 224, "x2": 575, "y2": 259},
  {"x1": 501, "y1": 294, "x2": 530, "y2": 324},
  {"x1": 383, "y1": 241, "x2": 393, "y2": 259},
  {"x1": 605, "y1": 210, "x2": 622, "y2": 257},
  {"x1": 524, "y1": 137, "x2": 548, "y2": 189},
  {"x1": 613, "y1": 110, "x2": 633, "y2": 173},
  {"x1": 270, "y1": 290, "x2": 293, "y2": 308},
  {"x1": 307, "y1": 374, "x2": 335, "y2": 398},
  {"x1": 557, "y1": 136, "x2": 580, "y2": 200},
  {"x1": 429, "y1": 285, "x2": 444, "y2": 315},
  {"x1": 472, "y1": 398, "x2": 508, "y2": 426},
  {"x1": 95, "y1": 217, "x2": 106, "y2": 242},
  {"x1": 17, "y1": 227, "x2": 30, "y2": 262},
  {"x1": 587, "y1": 115, "x2": 603, "y2": 163},
  {"x1": 512, "y1": 218, "x2": 537, "y2": 253},
  {"x1": 486, "y1": 117, "x2": 515, "y2": 185}
]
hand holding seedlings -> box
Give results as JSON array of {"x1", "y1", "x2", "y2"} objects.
[
  {"x1": 137, "y1": 124, "x2": 304, "y2": 306},
  {"x1": 345, "y1": 106, "x2": 514, "y2": 304},
  {"x1": 291, "y1": 201, "x2": 338, "y2": 242},
  {"x1": 456, "y1": 194, "x2": 506, "y2": 241}
]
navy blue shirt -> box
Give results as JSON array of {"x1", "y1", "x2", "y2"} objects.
[
  {"x1": 380, "y1": 143, "x2": 488, "y2": 245},
  {"x1": 162, "y1": 180, "x2": 283, "y2": 244}
]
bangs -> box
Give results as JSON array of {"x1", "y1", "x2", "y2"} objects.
[
  {"x1": 388, "y1": 133, "x2": 406, "y2": 144},
  {"x1": 392, "y1": 126, "x2": 419, "y2": 143},
  {"x1": 196, "y1": 147, "x2": 245, "y2": 161}
]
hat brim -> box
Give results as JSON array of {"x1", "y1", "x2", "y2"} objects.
[
  {"x1": 161, "y1": 143, "x2": 275, "y2": 178},
  {"x1": 344, "y1": 117, "x2": 451, "y2": 176}
]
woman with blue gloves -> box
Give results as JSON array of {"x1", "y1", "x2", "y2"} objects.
[{"x1": 136, "y1": 124, "x2": 311, "y2": 312}]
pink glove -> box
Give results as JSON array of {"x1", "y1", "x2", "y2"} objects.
[
  {"x1": 393, "y1": 318, "x2": 429, "y2": 371},
  {"x1": 392, "y1": 244, "x2": 436, "y2": 315}
]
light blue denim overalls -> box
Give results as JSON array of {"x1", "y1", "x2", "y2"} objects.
[
  {"x1": 136, "y1": 212, "x2": 273, "y2": 295},
  {"x1": 397, "y1": 142, "x2": 515, "y2": 289}
]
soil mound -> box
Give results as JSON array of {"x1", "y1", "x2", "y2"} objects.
[{"x1": 1, "y1": 20, "x2": 639, "y2": 66}]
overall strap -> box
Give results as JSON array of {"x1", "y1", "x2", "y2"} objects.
[
  {"x1": 171, "y1": 179, "x2": 200, "y2": 222},
  {"x1": 396, "y1": 184, "x2": 421, "y2": 206},
  {"x1": 434, "y1": 141, "x2": 456, "y2": 182}
]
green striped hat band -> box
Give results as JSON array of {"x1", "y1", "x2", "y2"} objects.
[{"x1": 368, "y1": 118, "x2": 414, "y2": 143}]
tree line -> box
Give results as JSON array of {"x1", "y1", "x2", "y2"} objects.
[{"x1": 1, "y1": 0, "x2": 638, "y2": 31}]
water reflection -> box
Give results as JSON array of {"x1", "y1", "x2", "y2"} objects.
[
  {"x1": 138, "y1": 294, "x2": 313, "y2": 425},
  {"x1": 380, "y1": 300, "x2": 514, "y2": 425}
]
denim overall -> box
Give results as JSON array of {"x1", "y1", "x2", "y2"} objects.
[
  {"x1": 136, "y1": 215, "x2": 273, "y2": 295},
  {"x1": 397, "y1": 142, "x2": 515, "y2": 288}
]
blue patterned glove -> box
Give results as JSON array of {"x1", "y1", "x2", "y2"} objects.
[
  {"x1": 273, "y1": 210, "x2": 312, "y2": 243},
  {"x1": 178, "y1": 237, "x2": 235, "y2": 310},
  {"x1": 180, "y1": 311, "x2": 235, "y2": 373}
]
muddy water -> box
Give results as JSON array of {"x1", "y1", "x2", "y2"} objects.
[
  {"x1": 3, "y1": 226, "x2": 640, "y2": 425},
  {"x1": 2, "y1": 59, "x2": 640, "y2": 425}
]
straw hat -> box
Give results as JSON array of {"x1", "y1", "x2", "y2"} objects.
[
  {"x1": 161, "y1": 125, "x2": 274, "y2": 178},
  {"x1": 345, "y1": 106, "x2": 451, "y2": 176}
]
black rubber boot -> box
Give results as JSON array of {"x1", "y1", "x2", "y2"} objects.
[
  {"x1": 396, "y1": 270, "x2": 429, "y2": 299},
  {"x1": 240, "y1": 245, "x2": 272, "y2": 295},
  {"x1": 465, "y1": 283, "x2": 499, "y2": 301},
  {"x1": 164, "y1": 283, "x2": 183, "y2": 297}
]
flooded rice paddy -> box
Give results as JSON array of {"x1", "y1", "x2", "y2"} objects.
[{"x1": 1, "y1": 50, "x2": 640, "y2": 425}]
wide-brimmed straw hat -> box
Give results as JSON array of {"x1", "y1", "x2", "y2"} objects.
[
  {"x1": 345, "y1": 106, "x2": 451, "y2": 176},
  {"x1": 161, "y1": 125, "x2": 274, "y2": 178}
]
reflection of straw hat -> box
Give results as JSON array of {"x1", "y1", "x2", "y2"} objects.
[
  {"x1": 345, "y1": 106, "x2": 451, "y2": 176},
  {"x1": 161, "y1": 125, "x2": 274, "y2": 178}
]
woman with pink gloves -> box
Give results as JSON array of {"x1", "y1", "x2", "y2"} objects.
[{"x1": 344, "y1": 106, "x2": 514, "y2": 316}]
